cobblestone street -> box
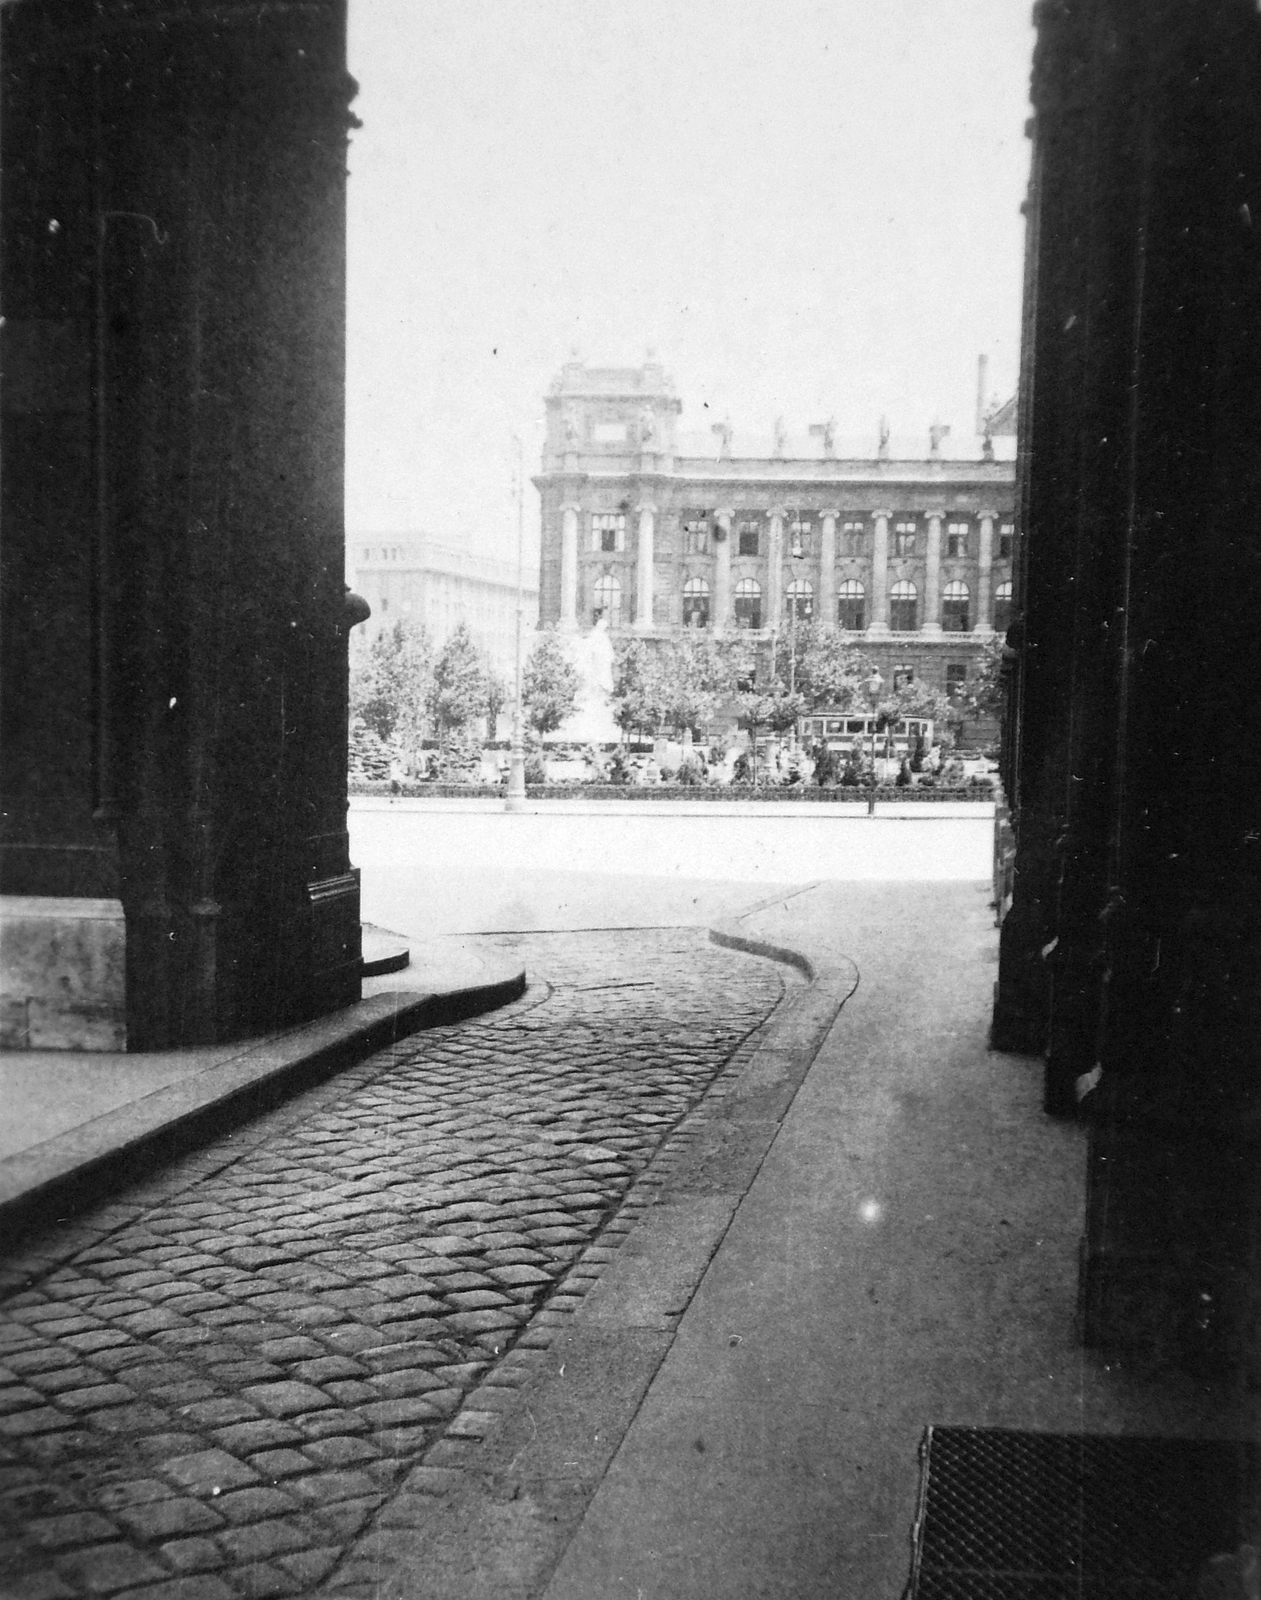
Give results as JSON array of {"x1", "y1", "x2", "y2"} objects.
[{"x1": 0, "y1": 931, "x2": 785, "y2": 1600}]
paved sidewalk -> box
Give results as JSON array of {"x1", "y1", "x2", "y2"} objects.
[
  {"x1": 0, "y1": 937, "x2": 524, "y2": 1242},
  {"x1": 0, "y1": 930, "x2": 786, "y2": 1599}
]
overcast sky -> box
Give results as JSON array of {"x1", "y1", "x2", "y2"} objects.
[{"x1": 345, "y1": 0, "x2": 1035, "y2": 565}]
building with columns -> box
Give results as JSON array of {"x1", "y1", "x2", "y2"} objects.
[{"x1": 535, "y1": 359, "x2": 1016, "y2": 704}]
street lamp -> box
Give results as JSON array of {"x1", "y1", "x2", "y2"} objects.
[
  {"x1": 787, "y1": 515, "x2": 805, "y2": 748},
  {"x1": 864, "y1": 666, "x2": 884, "y2": 816},
  {"x1": 505, "y1": 432, "x2": 528, "y2": 812}
]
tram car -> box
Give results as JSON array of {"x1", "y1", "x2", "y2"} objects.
[{"x1": 797, "y1": 711, "x2": 934, "y2": 758}]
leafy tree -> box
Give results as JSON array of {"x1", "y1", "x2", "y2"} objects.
[
  {"x1": 612, "y1": 638, "x2": 666, "y2": 738},
  {"x1": 778, "y1": 624, "x2": 867, "y2": 710},
  {"x1": 485, "y1": 666, "x2": 508, "y2": 742},
  {"x1": 869, "y1": 677, "x2": 957, "y2": 757},
  {"x1": 613, "y1": 634, "x2": 753, "y2": 740},
  {"x1": 735, "y1": 685, "x2": 806, "y2": 784},
  {"x1": 427, "y1": 622, "x2": 487, "y2": 737},
  {"x1": 960, "y1": 636, "x2": 1006, "y2": 724},
  {"x1": 349, "y1": 619, "x2": 432, "y2": 764},
  {"x1": 523, "y1": 632, "x2": 581, "y2": 735}
]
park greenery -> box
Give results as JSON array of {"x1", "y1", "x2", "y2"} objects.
[{"x1": 349, "y1": 617, "x2": 1001, "y2": 788}]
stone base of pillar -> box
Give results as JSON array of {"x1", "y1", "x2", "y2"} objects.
[
  {"x1": 1079, "y1": 1103, "x2": 1259, "y2": 1384},
  {"x1": 865, "y1": 625, "x2": 890, "y2": 639},
  {"x1": 921, "y1": 623, "x2": 943, "y2": 637},
  {"x1": 0, "y1": 895, "x2": 127, "y2": 1051}
]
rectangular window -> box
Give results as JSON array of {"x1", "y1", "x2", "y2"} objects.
[
  {"x1": 894, "y1": 521, "x2": 917, "y2": 556},
  {"x1": 842, "y1": 521, "x2": 866, "y2": 556},
  {"x1": 737, "y1": 521, "x2": 760, "y2": 557},
  {"x1": 946, "y1": 663, "x2": 967, "y2": 699},
  {"x1": 592, "y1": 513, "x2": 625, "y2": 553},
  {"x1": 682, "y1": 518, "x2": 711, "y2": 555},
  {"x1": 946, "y1": 521, "x2": 969, "y2": 558},
  {"x1": 893, "y1": 666, "x2": 914, "y2": 691},
  {"x1": 789, "y1": 518, "x2": 813, "y2": 557},
  {"x1": 998, "y1": 523, "x2": 1014, "y2": 559}
]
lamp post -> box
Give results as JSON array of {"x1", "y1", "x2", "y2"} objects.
[
  {"x1": 505, "y1": 433, "x2": 527, "y2": 812},
  {"x1": 788, "y1": 518, "x2": 804, "y2": 746},
  {"x1": 864, "y1": 666, "x2": 884, "y2": 817}
]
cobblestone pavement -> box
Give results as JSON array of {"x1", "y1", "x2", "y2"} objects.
[{"x1": 0, "y1": 931, "x2": 784, "y2": 1600}]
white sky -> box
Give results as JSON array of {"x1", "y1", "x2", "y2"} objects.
[{"x1": 345, "y1": 0, "x2": 1035, "y2": 566}]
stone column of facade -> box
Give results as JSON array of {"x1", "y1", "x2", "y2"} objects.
[
  {"x1": 559, "y1": 502, "x2": 580, "y2": 629},
  {"x1": 869, "y1": 509, "x2": 891, "y2": 634},
  {"x1": 767, "y1": 508, "x2": 785, "y2": 632},
  {"x1": 634, "y1": 502, "x2": 656, "y2": 630},
  {"x1": 819, "y1": 511, "x2": 838, "y2": 631},
  {"x1": 713, "y1": 508, "x2": 733, "y2": 632},
  {"x1": 977, "y1": 509, "x2": 996, "y2": 632},
  {"x1": 922, "y1": 512, "x2": 943, "y2": 634}
]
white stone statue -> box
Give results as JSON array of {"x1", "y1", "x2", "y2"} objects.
[{"x1": 559, "y1": 614, "x2": 619, "y2": 742}]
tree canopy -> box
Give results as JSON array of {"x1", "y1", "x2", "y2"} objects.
[
  {"x1": 349, "y1": 619, "x2": 432, "y2": 756},
  {"x1": 523, "y1": 632, "x2": 581, "y2": 735},
  {"x1": 776, "y1": 623, "x2": 867, "y2": 710},
  {"x1": 427, "y1": 622, "x2": 487, "y2": 735}
]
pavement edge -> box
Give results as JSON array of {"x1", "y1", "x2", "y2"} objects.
[
  {"x1": 320, "y1": 905, "x2": 859, "y2": 1600},
  {"x1": 0, "y1": 962, "x2": 526, "y2": 1251}
]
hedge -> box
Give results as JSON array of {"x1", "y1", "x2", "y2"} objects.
[{"x1": 349, "y1": 782, "x2": 994, "y2": 804}]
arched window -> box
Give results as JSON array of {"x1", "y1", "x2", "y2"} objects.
[
  {"x1": 942, "y1": 579, "x2": 970, "y2": 632},
  {"x1": 785, "y1": 578, "x2": 813, "y2": 623},
  {"x1": 593, "y1": 572, "x2": 622, "y2": 626},
  {"x1": 682, "y1": 576, "x2": 710, "y2": 629},
  {"x1": 890, "y1": 580, "x2": 917, "y2": 632},
  {"x1": 734, "y1": 577, "x2": 762, "y2": 631},
  {"x1": 992, "y1": 580, "x2": 1014, "y2": 635},
  {"x1": 837, "y1": 579, "x2": 865, "y2": 631}
]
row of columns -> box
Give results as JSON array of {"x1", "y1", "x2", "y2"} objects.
[{"x1": 557, "y1": 504, "x2": 1003, "y2": 633}]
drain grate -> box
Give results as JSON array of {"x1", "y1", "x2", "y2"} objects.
[{"x1": 905, "y1": 1426, "x2": 1258, "y2": 1599}]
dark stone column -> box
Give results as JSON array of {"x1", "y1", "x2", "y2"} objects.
[
  {"x1": 998, "y1": 0, "x2": 1261, "y2": 1379},
  {"x1": 2, "y1": 0, "x2": 362, "y2": 1047}
]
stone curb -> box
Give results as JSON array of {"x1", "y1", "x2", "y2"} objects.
[
  {"x1": 318, "y1": 898, "x2": 858, "y2": 1599},
  {"x1": 0, "y1": 959, "x2": 526, "y2": 1251}
]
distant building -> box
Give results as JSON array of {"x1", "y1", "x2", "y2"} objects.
[
  {"x1": 352, "y1": 537, "x2": 538, "y2": 677},
  {"x1": 533, "y1": 359, "x2": 1016, "y2": 708}
]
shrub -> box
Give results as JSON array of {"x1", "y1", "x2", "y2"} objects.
[
  {"x1": 896, "y1": 759, "x2": 912, "y2": 788},
  {"x1": 839, "y1": 753, "x2": 862, "y2": 787},
  {"x1": 812, "y1": 746, "x2": 840, "y2": 787},
  {"x1": 677, "y1": 753, "x2": 707, "y2": 786},
  {"x1": 348, "y1": 717, "x2": 392, "y2": 783},
  {"x1": 732, "y1": 751, "x2": 753, "y2": 784},
  {"x1": 607, "y1": 748, "x2": 633, "y2": 785},
  {"x1": 658, "y1": 764, "x2": 678, "y2": 784}
]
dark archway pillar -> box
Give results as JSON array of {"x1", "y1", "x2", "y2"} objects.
[
  {"x1": 2, "y1": 0, "x2": 362, "y2": 1048},
  {"x1": 996, "y1": 0, "x2": 1261, "y2": 1379}
]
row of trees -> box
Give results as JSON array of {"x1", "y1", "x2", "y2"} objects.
[
  {"x1": 350, "y1": 618, "x2": 1005, "y2": 779},
  {"x1": 609, "y1": 624, "x2": 986, "y2": 743},
  {"x1": 349, "y1": 622, "x2": 583, "y2": 777}
]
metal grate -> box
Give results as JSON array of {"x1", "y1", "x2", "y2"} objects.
[{"x1": 905, "y1": 1426, "x2": 1258, "y2": 1599}]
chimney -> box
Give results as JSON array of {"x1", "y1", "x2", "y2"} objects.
[{"x1": 976, "y1": 354, "x2": 989, "y2": 436}]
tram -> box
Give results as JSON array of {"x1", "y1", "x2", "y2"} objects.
[{"x1": 797, "y1": 711, "x2": 934, "y2": 757}]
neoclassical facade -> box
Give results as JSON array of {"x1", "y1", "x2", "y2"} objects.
[{"x1": 535, "y1": 360, "x2": 1016, "y2": 699}]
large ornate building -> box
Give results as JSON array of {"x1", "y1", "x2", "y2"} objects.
[{"x1": 534, "y1": 359, "x2": 1015, "y2": 702}]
